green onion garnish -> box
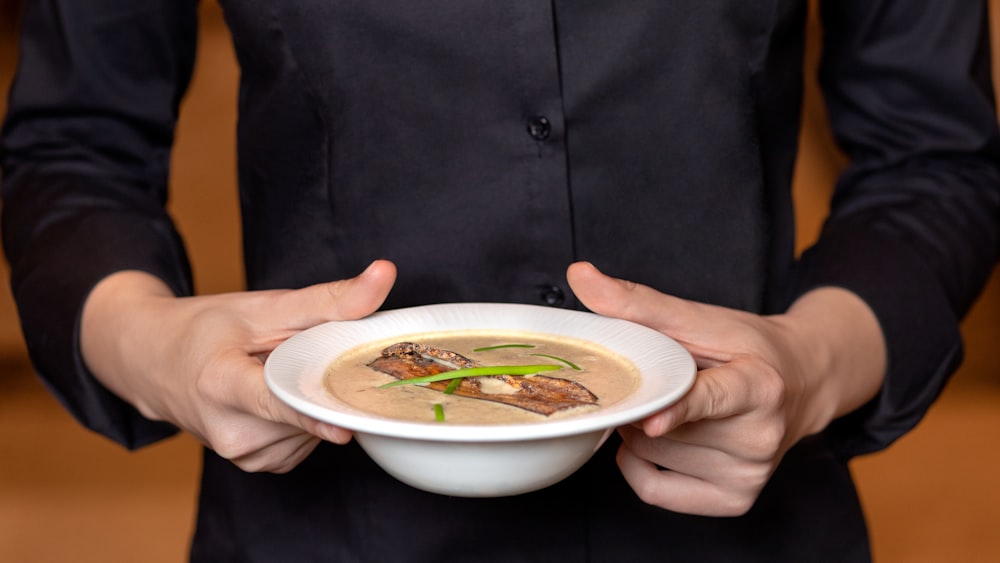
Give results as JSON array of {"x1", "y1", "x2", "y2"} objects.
[
  {"x1": 433, "y1": 403, "x2": 445, "y2": 422},
  {"x1": 378, "y1": 364, "x2": 562, "y2": 388},
  {"x1": 472, "y1": 343, "x2": 536, "y2": 352},
  {"x1": 529, "y1": 353, "x2": 581, "y2": 370},
  {"x1": 443, "y1": 378, "x2": 462, "y2": 394}
]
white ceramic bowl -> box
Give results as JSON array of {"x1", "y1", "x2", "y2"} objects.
[{"x1": 265, "y1": 303, "x2": 696, "y2": 497}]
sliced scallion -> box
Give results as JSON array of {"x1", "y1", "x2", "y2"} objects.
[
  {"x1": 433, "y1": 403, "x2": 445, "y2": 422},
  {"x1": 529, "y1": 353, "x2": 581, "y2": 370},
  {"x1": 378, "y1": 364, "x2": 562, "y2": 388},
  {"x1": 472, "y1": 343, "x2": 536, "y2": 352},
  {"x1": 443, "y1": 377, "x2": 462, "y2": 394}
]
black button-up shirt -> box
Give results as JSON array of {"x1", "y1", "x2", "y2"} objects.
[{"x1": 3, "y1": 1, "x2": 1000, "y2": 561}]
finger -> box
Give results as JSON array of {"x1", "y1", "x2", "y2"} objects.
[
  {"x1": 271, "y1": 260, "x2": 398, "y2": 329},
  {"x1": 251, "y1": 375, "x2": 353, "y2": 444},
  {"x1": 618, "y1": 425, "x2": 733, "y2": 482},
  {"x1": 230, "y1": 432, "x2": 323, "y2": 474},
  {"x1": 641, "y1": 360, "x2": 768, "y2": 435},
  {"x1": 616, "y1": 443, "x2": 756, "y2": 517},
  {"x1": 208, "y1": 354, "x2": 353, "y2": 445}
]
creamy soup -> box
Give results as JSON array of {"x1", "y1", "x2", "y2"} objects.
[{"x1": 324, "y1": 330, "x2": 640, "y2": 424}]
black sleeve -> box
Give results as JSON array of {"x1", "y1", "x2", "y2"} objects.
[
  {"x1": 801, "y1": 0, "x2": 1000, "y2": 457},
  {"x1": 1, "y1": 0, "x2": 200, "y2": 448}
]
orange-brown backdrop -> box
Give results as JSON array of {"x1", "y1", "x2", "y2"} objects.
[{"x1": 1, "y1": 2, "x2": 998, "y2": 562}]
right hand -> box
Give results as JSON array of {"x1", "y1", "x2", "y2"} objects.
[{"x1": 81, "y1": 260, "x2": 397, "y2": 473}]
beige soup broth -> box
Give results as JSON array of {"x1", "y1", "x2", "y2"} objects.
[{"x1": 324, "y1": 330, "x2": 640, "y2": 424}]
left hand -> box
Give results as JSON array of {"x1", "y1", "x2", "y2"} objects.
[{"x1": 566, "y1": 262, "x2": 886, "y2": 516}]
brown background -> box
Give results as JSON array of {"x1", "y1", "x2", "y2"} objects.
[{"x1": 1, "y1": 2, "x2": 998, "y2": 561}]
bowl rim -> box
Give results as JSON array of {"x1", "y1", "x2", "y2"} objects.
[{"x1": 265, "y1": 302, "x2": 697, "y2": 442}]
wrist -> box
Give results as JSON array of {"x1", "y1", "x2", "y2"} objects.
[
  {"x1": 779, "y1": 286, "x2": 887, "y2": 437},
  {"x1": 80, "y1": 270, "x2": 177, "y2": 416}
]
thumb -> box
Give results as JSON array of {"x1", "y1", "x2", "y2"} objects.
[
  {"x1": 271, "y1": 260, "x2": 398, "y2": 329},
  {"x1": 566, "y1": 261, "x2": 700, "y2": 334}
]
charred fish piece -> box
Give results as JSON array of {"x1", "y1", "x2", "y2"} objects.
[{"x1": 367, "y1": 342, "x2": 599, "y2": 416}]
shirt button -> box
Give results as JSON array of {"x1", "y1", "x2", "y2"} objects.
[
  {"x1": 527, "y1": 116, "x2": 551, "y2": 141},
  {"x1": 540, "y1": 285, "x2": 565, "y2": 306}
]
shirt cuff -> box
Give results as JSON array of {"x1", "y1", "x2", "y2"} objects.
[
  {"x1": 6, "y1": 172, "x2": 193, "y2": 449},
  {"x1": 794, "y1": 223, "x2": 962, "y2": 458}
]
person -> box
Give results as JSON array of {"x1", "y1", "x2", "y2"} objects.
[{"x1": 2, "y1": 1, "x2": 998, "y2": 561}]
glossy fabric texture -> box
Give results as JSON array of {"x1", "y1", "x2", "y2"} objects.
[{"x1": 3, "y1": 1, "x2": 1000, "y2": 560}]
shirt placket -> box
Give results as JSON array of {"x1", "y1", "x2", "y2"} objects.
[{"x1": 509, "y1": 3, "x2": 577, "y2": 309}]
